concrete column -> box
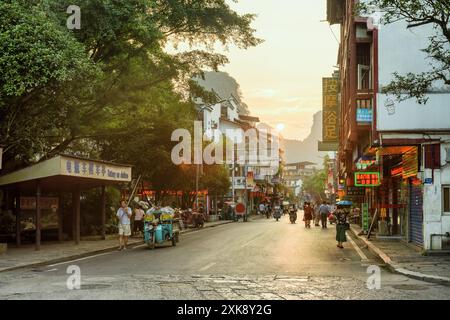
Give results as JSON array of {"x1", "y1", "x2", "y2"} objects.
[
  {"x1": 15, "y1": 191, "x2": 21, "y2": 247},
  {"x1": 73, "y1": 187, "x2": 81, "y2": 245},
  {"x1": 58, "y1": 193, "x2": 63, "y2": 243},
  {"x1": 35, "y1": 180, "x2": 41, "y2": 251},
  {"x1": 101, "y1": 185, "x2": 106, "y2": 240}
]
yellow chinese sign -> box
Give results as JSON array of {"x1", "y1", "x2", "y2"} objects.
[{"x1": 322, "y1": 77, "x2": 339, "y2": 142}]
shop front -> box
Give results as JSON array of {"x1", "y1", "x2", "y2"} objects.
[
  {"x1": 378, "y1": 146, "x2": 422, "y2": 245},
  {"x1": 0, "y1": 154, "x2": 132, "y2": 250}
]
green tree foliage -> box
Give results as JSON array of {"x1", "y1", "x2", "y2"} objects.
[
  {"x1": 0, "y1": 1, "x2": 97, "y2": 168},
  {"x1": 357, "y1": 0, "x2": 450, "y2": 104},
  {"x1": 301, "y1": 156, "x2": 330, "y2": 202},
  {"x1": 301, "y1": 169, "x2": 327, "y2": 202},
  {"x1": 0, "y1": 0, "x2": 261, "y2": 179},
  {"x1": 201, "y1": 164, "x2": 231, "y2": 197}
]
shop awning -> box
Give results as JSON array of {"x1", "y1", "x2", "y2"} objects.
[
  {"x1": 377, "y1": 146, "x2": 416, "y2": 156},
  {"x1": 0, "y1": 154, "x2": 132, "y2": 192}
]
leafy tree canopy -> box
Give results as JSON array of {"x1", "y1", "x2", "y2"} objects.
[{"x1": 357, "y1": 0, "x2": 450, "y2": 104}]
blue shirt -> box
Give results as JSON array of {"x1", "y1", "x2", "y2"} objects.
[
  {"x1": 117, "y1": 207, "x2": 132, "y2": 225},
  {"x1": 319, "y1": 204, "x2": 330, "y2": 215}
]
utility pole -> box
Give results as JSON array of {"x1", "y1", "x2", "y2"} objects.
[
  {"x1": 231, "y1": 155, "x2": 235, "y2": 203},
  {"x1": 196, "y1": 162, "x2": 199, "y2": 209},
  {"x1": 195, "y1": 106, "x2": 207, "y2": 210}
]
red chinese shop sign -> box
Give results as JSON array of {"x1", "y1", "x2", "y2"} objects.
[{"x1": 354, "y1": 172, "x2": 381, "y2": 187}]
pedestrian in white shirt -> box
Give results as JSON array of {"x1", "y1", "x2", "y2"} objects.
[{"x1": 117, "y1": 200, "x2": 132, "y2": 251}]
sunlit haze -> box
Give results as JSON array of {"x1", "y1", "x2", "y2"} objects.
[{"x1": 221, "y1": 0, "x2": 340, "y2": 141}]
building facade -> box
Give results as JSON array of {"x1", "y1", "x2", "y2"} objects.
[
  {"x1": 197, "y1": 96, "x2": 284, "y2": 212},
  {"x1": 327, "y1": 0, "x2": 450, "y2": 251},
  {"x1": 283, "y1": 162, "x2": 316, "y2": 198}
]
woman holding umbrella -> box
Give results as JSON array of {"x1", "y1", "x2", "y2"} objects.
[{"x1": 334, "y1": 201, "x2": 351, "y2": 249}]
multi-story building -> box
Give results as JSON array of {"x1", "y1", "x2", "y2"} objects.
[
  {"x1": 283, "y1": 162, "x2": 316, "y2": 197},
  {"x1": 196, "y1": 96, "x2": 284, "y2": 211},
  {"x1": 327, "y1": 0, "x2": 450, "y2": 250}
]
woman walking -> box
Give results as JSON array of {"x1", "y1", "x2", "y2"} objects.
[
  {"x1": 303, "y1": 202, "x2": 313, "y2": 228},
  {"x1": 334, "y1": 203, "x2": 350, "y2": 249}
]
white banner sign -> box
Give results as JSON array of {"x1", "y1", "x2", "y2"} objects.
[{"x1": 61, "y1": 156, "x2": 131, "y2": 182}]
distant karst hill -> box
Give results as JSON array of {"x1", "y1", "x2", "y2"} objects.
[
  {"x1": 194, "y1": 71, "x2": 250, "y2": 115},
  {"x1": 282, "y1": 111, "x2": 328, "y2": 167}
]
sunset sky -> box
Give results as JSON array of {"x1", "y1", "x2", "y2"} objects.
[{"x1": 219, "y1": 0, "x2": 340, "y2": 141}]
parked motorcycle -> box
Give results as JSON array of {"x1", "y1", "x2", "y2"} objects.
[
  {"x1": 289, "y1": 208, "x2": 297, "y2": 224},
  {"x1": 191, "y1": 211, "x2": 205, "y2": 228},
  {"x1": 273, "y1": 205, "x2": 282, "y2": 222},
  {"x1": 180, "y1": 209, "x2": 205, "y2": 228}
]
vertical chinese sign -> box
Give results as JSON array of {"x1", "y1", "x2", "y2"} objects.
[
  {"x1": 318, "y1": 76, "x2": 339, "y2": 151},
  {"x1": 246, "y1": 171, "x2": 255, "y2": 190},
  {"x1": 362, "y1": 203, "x2": 369, "y2": 232}
]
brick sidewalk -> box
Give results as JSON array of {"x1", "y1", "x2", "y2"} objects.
[
  {"x1": 0, "y1": 220, "x2": 235, "y2": 273},
  {"x1": 350, "y1": 224, "x2": 450, "y2": 285}
]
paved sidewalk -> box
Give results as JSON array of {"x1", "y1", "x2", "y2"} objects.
[
  {"x1": 350, "y1": 224, "x2": 450, "y2": 285},
  {"x1": 0, "y1": 220, "x2": 234, "y2": 273}
]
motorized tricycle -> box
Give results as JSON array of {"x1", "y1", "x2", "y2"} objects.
[{"x1": 144, "y1": 207, "x2": 179, "y2": 250}]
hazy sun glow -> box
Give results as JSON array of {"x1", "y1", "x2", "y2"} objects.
[
  {"x1": 276, "y1": 123, "x2": 285, "y2": 132},
  {"x1": 221, "y1": 0, "x2": 340, "y2": 141}
]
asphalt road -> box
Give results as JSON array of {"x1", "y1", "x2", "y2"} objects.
[{"x1": 1, "y1": 214, "x2": 450, "y2": 300}]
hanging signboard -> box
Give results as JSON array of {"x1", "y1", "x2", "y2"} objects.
[
  {"x1": 346, "y1": 186, "x2": 365, "y2": 197},
  {"x1": 391, "y1": 166, "x2": 403, "y2": 177},
  {"x1": 62, "y1": 156, "x2": 131, "y2": 182},
  {"x1": 355, "y1": 172, "x2": 380, "y2": 187},
  {"x1": 362, "y1": 203, "x2": 369, "y2": 232},
  {"x1": 402, "y1": 148, "x2": 418, "y2": 179},
  {"x1": 356, "y1": 159, "x2": 376, "y2": 170},
  {"x1": 246, "y1": 171, "x2": 255, "y2": 189},
  {"x1": 356, "y1": 107, "x2": 373, "y2": 123},
  {"x1": 318, "y1": 76, "x2": 339, "y2": 151}
]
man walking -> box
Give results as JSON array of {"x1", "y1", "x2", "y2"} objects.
[
  {"x1": 319, "y1": 201, "x2": 330, "y2": 229},
  {"x1": 117, "y1": 200, "x2": 132, "y2": 250}
]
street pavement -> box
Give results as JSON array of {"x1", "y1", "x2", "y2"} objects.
[{"x1": 1, "y1": 214, "x2": 450, "y2": 300}]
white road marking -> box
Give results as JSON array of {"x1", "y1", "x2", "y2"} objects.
[
  {"x1": 47, "y1": 252, "x2": 113, "y2": 267},
  {"x1": 199, "y1": 262, "x2": 216, "y2": 272},
  {"x1": 240, "y1": 232, "x2": 265, "y2": 248},
  {"x1": 346, "y1": 232, "x2": 369, "y2": 262},
  {"x1": 240, "y1": 238, "x2": 259, "y2": 248},
  {"x1": 44, "y1": 268, "x2": 58, "y2": 272}
]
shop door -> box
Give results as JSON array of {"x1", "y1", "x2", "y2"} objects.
[{"x1": 409, "y1": 184, "x2": 423, "y2": 246}]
